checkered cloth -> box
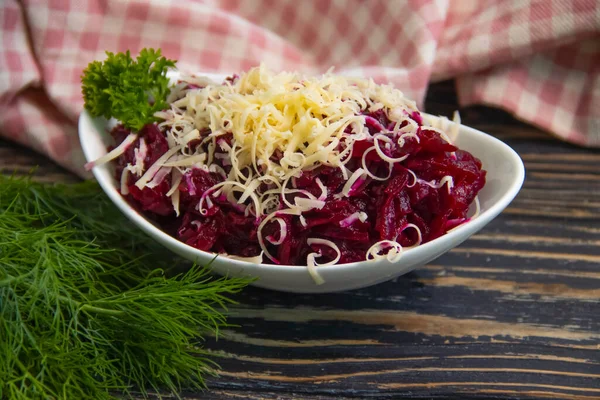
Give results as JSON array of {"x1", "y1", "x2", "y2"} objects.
[{"x1": 1, "y1": 0, "x2": 599, "y2": 176}]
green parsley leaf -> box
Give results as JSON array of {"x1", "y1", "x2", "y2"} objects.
[{"x1": 81, "y1": 48, "x2": 176, "y2": 131}]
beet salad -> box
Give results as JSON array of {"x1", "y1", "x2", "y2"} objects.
[{"x1": 86, "y1": 65, "x2": 486, "y2": 284}]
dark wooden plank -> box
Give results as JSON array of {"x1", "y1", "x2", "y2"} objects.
[
  {"x1": 1, "y1": 80, "x2": 599, "y2": 399},
  {"x1": 0, "y1": 138, "x2": 80, "y2": 183}
]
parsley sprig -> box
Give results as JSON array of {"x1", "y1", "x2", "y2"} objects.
[{"x1": 81, "y1": 48, "x2": 176, "y2": 131}]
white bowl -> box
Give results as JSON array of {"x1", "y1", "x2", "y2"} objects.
[{"x1": 78, "y1": 81, "x2": 524, "y2": 293}]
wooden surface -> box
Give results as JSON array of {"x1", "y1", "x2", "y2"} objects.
[{"x1": 1, "y1": 81, "x2": 599, "y2": 399}]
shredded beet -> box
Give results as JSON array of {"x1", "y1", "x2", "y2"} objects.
[{"x1": 110, "y1": 109, "x2": 486, "y2": 266}]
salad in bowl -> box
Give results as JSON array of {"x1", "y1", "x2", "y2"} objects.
[{"x1": 80, "y1": 49, "x2": 519, "y2": 292}]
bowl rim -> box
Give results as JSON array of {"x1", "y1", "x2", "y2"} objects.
[{"x1": 79, "y1": 110, "x2": 525, "y2": 273}]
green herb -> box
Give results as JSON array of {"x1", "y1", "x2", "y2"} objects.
[
  {"x1": 81, "y1": 48, "x2": 176, "y2": 131},
  {"x1": 0, "y1": 175, "x2": 250, "y2": 399}
]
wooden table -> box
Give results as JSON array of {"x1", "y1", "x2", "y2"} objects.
[{"x1": 2, "y1": 82, "x2": 599, "y2": 399}]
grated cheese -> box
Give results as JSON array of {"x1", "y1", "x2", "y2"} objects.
[
  {"x1": 367, "y1": 240, "x2": 403, "y2": 263},
  {"x1": 337, "y1": 167, "x2": 366, "y2": 198},
  {"x1": 152, "y1": 65, "x2": 418, "y2": 214},
  {"x1": 130, "y1": 137, "x2": 147, "y2": 176},
  {"x1": 265, "y1": 217, "x2": 287, "y2": 245},
  {"x1": 169, "y1": 169, "x2": 182, "y2": 216},
  {"x1": 135, "y1": 145, "x2": 181, "y2": 189},
  {"x1": 85, "y1": 133, "x2": 138, "y2": 171},
  {"x1": 305, "y1": 238, "x2": 342, "y2": 285},
  {"x1": 339, "y1": 211, "x2": 368, "y2": 228},
  {"x1": 120, "y1": 168, "x2": 130, "y2": 195}
]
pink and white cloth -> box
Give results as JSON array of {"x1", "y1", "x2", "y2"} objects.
[{"x1": 1, "y1": 0, "x2": 599, "y2": 176}]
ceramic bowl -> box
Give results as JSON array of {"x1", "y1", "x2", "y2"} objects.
[{"x1": 78, "y1": 75, "x2": 524, "y2": 293}]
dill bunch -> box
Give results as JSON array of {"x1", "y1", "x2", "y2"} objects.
[{"x1": 0, "y1": 175, "x2": 250, "y2": 399}]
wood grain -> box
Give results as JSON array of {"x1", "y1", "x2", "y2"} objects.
[{"x1": 1, "y1": 80, "x2": 599, "y2": 399}]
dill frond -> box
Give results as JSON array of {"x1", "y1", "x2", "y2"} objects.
[{"x1": 0, "y1": 175, "x2": 250, "y2": 399}]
